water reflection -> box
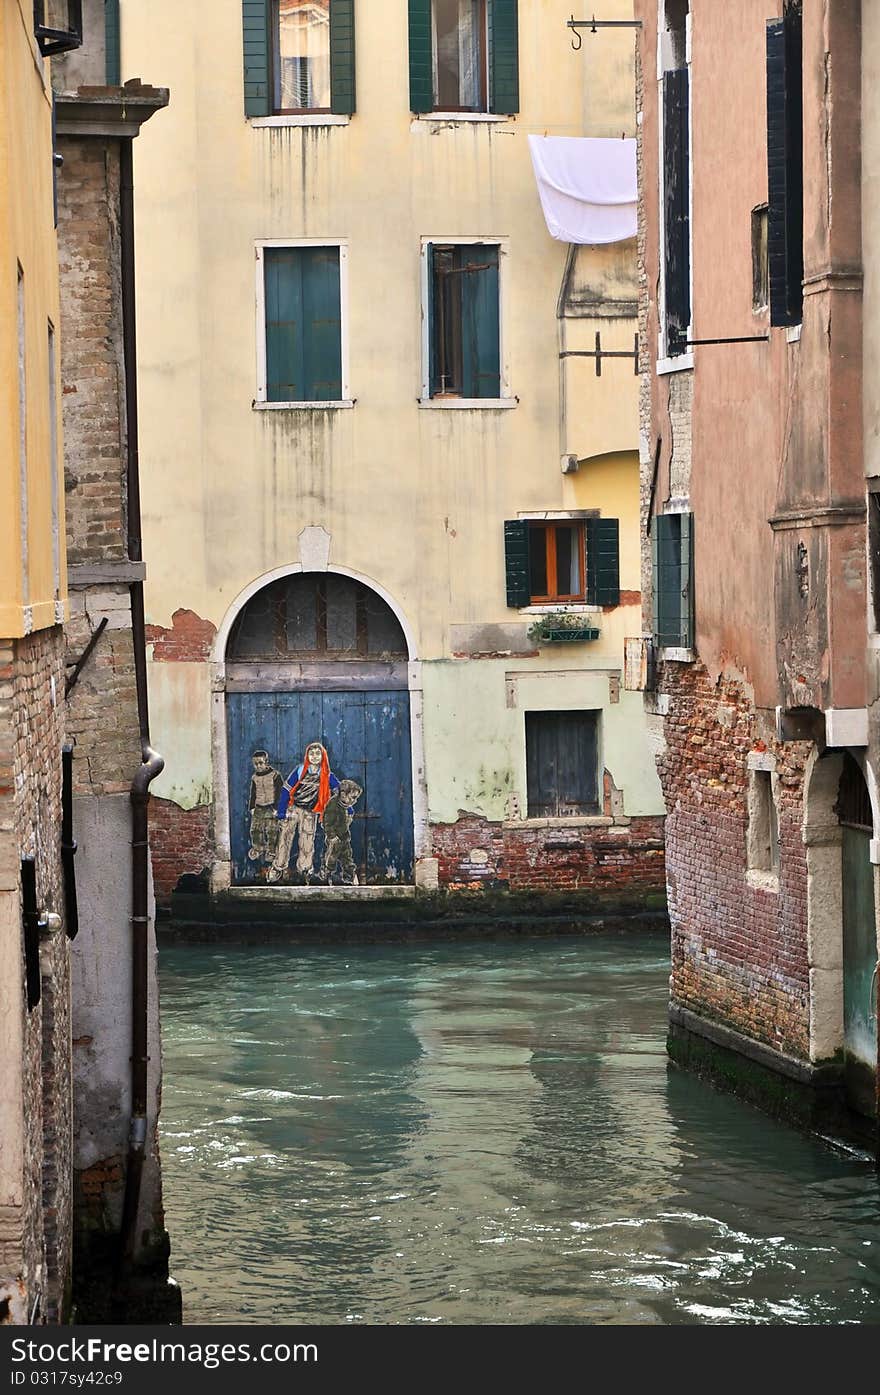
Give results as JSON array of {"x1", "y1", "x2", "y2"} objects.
[{"x1": 158, "y1": 937, "x2": 880, "y2": 1324}]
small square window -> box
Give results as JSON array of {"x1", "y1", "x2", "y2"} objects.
[
  {"x1": 525, "y1": 711, "x2": 600, "y2": 818},
  {"x1": 257, "y1": 243, "x2": 347, "y2": 405},
  {"x1": 427, "y1": 242, "x2": 501, "y2": 400},
  {"x1": 751, "y1": 204, "x2": 769, "y2": 310},
  {"x1": 432, "y1": 0, "x2": 488, "y2": 111},
  {"x1": 273, "y1": 0, "x2": 331, "y2": 113}
]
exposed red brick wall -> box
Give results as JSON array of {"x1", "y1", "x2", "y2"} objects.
[
  {"x1": 657, "y1": 660, "x2": 811, "y2": 1060},
  {"x1": 430, "y1": 811, "x2": 666, "y2": 893},
  {"x1": 149, "y1": 798, "x2": 212, "y2": 901},
  {"x1": 145, "y1": 609, "x2": 217, "y2": 663}
]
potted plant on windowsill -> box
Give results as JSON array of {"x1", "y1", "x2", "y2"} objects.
[{"x1": 527, "y1": 612, "x2": 601, "y2": 644}]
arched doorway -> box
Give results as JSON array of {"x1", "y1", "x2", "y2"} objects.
[
  {"x1": 224, "y1": 572, "x2": 414, "y2": 887},
  {"x1": 837, "y1": 754, "x2": 879, "y2": 1118}
]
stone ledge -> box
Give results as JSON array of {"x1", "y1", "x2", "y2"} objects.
[{"x1": 67, "y1": 562, "x2": 146, "y2": 587}]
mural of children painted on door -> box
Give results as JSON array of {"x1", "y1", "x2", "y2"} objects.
[{"x1": 226, "y1": 572, "x2": 414, "y2": 886}]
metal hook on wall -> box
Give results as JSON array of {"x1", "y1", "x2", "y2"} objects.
[{"x1": 569, "y1": 14, "x2": 583, "y2": 49}]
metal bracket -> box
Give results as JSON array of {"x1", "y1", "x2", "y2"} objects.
[
  {"x1": 568, "y1": 16, "x2": 643, "y2": 50},
  {"x1": 560, "y1": 330, "x2": 639, "y2": 377}
]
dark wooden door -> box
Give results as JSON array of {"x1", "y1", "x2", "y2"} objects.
[
  {"x1": 525, "y1": 711, "x2": 599, "y2": 818},
  {"x1": 842, "y1": 826, "x2": 878, "y2": 1118}
]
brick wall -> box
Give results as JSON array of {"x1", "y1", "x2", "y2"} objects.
[
  {"x1": 657, "y1": 660, "x2": 811, "y2": 1059},
  {"x1": 150, "y1": 798, "x2": 213, "y2": 901},
  {"x1": 430, "y1": 812, "x2": 666, "y2": 894},
  {"x1": 145, "y1": 609, "x2": 217, "y2": 663},
  {"x1": 0, "y1": 629, "x2": 71, "y2": 1323}
]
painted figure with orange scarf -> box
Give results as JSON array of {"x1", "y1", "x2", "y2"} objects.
[{"x1": 267, "y1": 741, "x2": 339, "y2": 884}]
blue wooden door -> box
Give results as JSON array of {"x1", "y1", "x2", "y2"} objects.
[
  {"x1": 227, "y1": 690, "x2": 413, "y2": 886},
  {"x1": 842, "y1": 826, "x2": 878, "y2": 1118}
]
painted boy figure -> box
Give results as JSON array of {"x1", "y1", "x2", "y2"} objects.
[
  {"x1": 268, "y1": 741, "x2": 339, "y2": 884},
  {"x1": 320, "y1": 778, "x2": 363, "y2": 885},
  {"x1": 247, "y1": 750, "x2": 283, "y2": 866}
]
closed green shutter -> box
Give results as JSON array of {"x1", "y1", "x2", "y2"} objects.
[
  {"x1": 104, "y1": 0, "x2": 120, "y2": 85},
  {"x1": 265, "y1": 248, "x2": 342, "y2": 403},
  {"x1": 489, "y1": 0, "x2": 519, "y2": 114},
  {"x1": 652, "y1": 512, "x2": 693, "y2": 648},
  {"x1": 243, "y1": 0, "x2": 271, "y2": 117},
  {"x1": 330, "y1": 0, "x2": 356, "y2": 115},
  {"x1": 662, "y1": 68, "x2": 690, "y2": 355},
  {"x1": 408, "y1": 0, "x2": 433, "y2": 112},
  {"x1": 766, "y1": 15, "x2": 803, "y2": 327},
  {"x1": 426, "y1": 243, "x2": 439, "y2": 397},
  {"x1": 586, "y1": 517, "x2": 620, "y2": 606},
  {"x1": 460, "y1": 245, "x2": 500, "y2": 399},
  {"x1": 504, "y1": 520, "x2": 531, "y2": 607}
]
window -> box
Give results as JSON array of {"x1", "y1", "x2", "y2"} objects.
[
  {"x1": 747, "y1": 767, "x2": 780, "y2": 881},
  {"x1": 869, "y1": 489, "x2": 880, "y2": 633},
  {"x1": 33, "y1": 0, "x2": 83, "y2": 56},
  {"x1": 659, "y1": 1, "x2": 690, "y2": 358},
  {"x1": 652, "y1": 511, "x2": 693, "y2": 650},
  {"x1": 408, "y1": 0, "x2": 519, "y2": 115},
  {"x1": 17, "y1": 264, "x2": 28, "y2": 605},
  {"x1": 256, "y1": 243, "x2": 348, "y2": 405},
  {"x1": 48, "y1": 322, "x2": 60, "y2": 602},
  {"x1": 751, "y1": 204, "x2": 769, "y2": 311},
  {"x1": 504, "y1": 518, "x2": 620, "y2": 607},
  {"x1": 242, "y1": 0, "x2": 356, "y2": 118},
  {"x1": 525, "y1": 711, "x2": 600, "y2": 818},
  {"x1": 426, "y1": 243, "x2": 500, "y2": 400},
  {"x1": 766, "y1": 1, "x2": 803, "y2": 327},
  {"x1": 228, "y1": 574, "x2": 408, "y2": 660}
]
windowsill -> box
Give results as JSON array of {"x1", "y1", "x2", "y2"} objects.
[
  {"x1": 518, "y1": 604, "x2": 601, "y2": 616},
  {"x1": 785, "y1": 323, "x2": 802, "y2": 343},
  {"x1": 416, "y1": 112, "x2": 512, "y2": 124},
  {"x1": 503, "y1": 815, "x2": 613, "y2": 830},
  {"x1": 746, "y1": 869, "x2": 780, "y2": 894},
  {"x1": 250, "y1": 114, "x2": 351, "y2": 128},
  {"x1": 656, "y1": 353, "x2": 694, "y2": 375},
  {"x1": 254, "y1": 399, "x2": 355, "y2": 411},
  {"x1": 657, "y1": 646, "x2": 695, "y2": 663},
  {"x1": 418, "y1": 397, "x2": 516, "y2": 409}
]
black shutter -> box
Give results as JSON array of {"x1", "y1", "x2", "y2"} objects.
[
  {"x1": 662, "y1": 68, "x2": 690, "y2": 355},
  {"x1": 586, "y1": 517, "x2": 620, "y2": 606},
  {"x1": 504, "y1": 520, "x2": 531, "y2": 607},
  {"x1": 489, "y1": 0, "x2": 520, "y2": 114},
  {"x1": 330, "y1": 0, "x2": 356, "y2": 115},
  {"x1": 22, "y1": 858, "x2": 41, "y2": 1012},
  {"x1": 242, "y1": 0, "x2": 271, "y2": 117},
  {"x1": 408, "y1": 0, "x2": 433, "y2": 113},
  {"x1": 766, "y1": 14, "x2": 803, "y2": 327}
]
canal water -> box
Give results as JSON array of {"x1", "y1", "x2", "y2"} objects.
[{"x1": 158, "y1": 935, "x2": 880, "y2": 1325}]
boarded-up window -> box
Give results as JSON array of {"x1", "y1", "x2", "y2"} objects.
[
  {"x1": 264, "y1": 246, "x2": 342, "y2": 402},
  {"x1": 228, "y1": 574, "x2": 408, "y2": 661},
  {"x1": 428, "y1": 243, "x2": 500, "y2": 398},
  {"x1": 525, "y1": 710, "x2": 599, "y2": 818}
]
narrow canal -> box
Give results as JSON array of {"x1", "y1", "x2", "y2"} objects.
[{"x1": 158, "y1": 934, "x2": 880, "y2": 1325}]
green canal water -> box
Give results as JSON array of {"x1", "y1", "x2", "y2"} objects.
[{"x1": 158, "y1": 935, "x2": 880, "y2": 1325}]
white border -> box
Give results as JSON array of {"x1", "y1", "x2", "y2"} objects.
[
  {"x1": 419, "y1": 236, "x2": 511, "y2": 403},
  {"x1": 210, "y1": 564, "x2": 429, "y2": 889},
  {"x1": 415, "y1": 112, "x2": 511, "y2": 124},
  {"x1": 250, "y1": 114, "x2": 350, "y2": 128},
  {"x1": 254, "y1": 239, "x2": 350, "y2": 406}
]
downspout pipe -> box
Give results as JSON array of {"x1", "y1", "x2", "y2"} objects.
[{"x1": 116, "y1": 134, "x2": 165, "y2": 1287}]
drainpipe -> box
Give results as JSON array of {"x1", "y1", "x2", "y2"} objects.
[{"x1": 116, "y1": 134, "x2": 164, "y2": 1285}]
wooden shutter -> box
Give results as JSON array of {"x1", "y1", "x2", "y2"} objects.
[
  {"x1": 408, "y1": 0, "x2": 433, "y2": 113},
  {"x1": 242, "y1": 0, "x2": 271, "y2": 117},
  {"x1": 489, "y1": 0, "x2": 519, "y2": 114},
  {"x1": 504, "y1": 520, "x2": 531, "y2": 607},
  {"x1": 426, "y1": 243, "x2": 440, "y2": 397},
  {"x1": 330, "y1": 0, "x2": 356, "y2": 115},
  {"x1": 21, "y1": 858, "x2": 41, "y2": 1012},
  {"x1": 302, "y1": 248, "x2": 343, "y2": 400},
  {"x1": 679, "y1": 511, "x2": 694, "y2": 648},
  {"x1": 653, "y1": 512, "x2": 693, "y2": 648},
  {"x1": 265, "y1": 249, "x2": 303, "y2": 401},
  {"x1": 662, "y1": 68, "x2": 690, "y2": 355},
  {"x1": 586, "y1": 517, "x2": 620, "y2": 607},
  {"x1": 460, "y1": 245, "x2": 500, "y2": 399},
  {"x1": 766, "y1": 14, "x2": 803, "y2": 327},
  {"x1": 105, "y1": 0, "x2": 120, "y2": 85},
  {"x1": 526, "y1": 711, "x2": 598, "y2": 817}
]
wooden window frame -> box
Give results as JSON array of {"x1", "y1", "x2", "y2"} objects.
[
  {"x1": 271, "y1": 0, "x2": 333, "y2": 116},
  {"x1": 528, "y1": 522, "x2": 586, "y2": 605},
  {"x1": 254, "y1": 239, "x2": 351, "y2": 408},
  {"x1": 420, "y1": 236, "x2": 510, "y2": 405},
  {"x1": 430, "y1": 0, "x2": 489, "y2": 114}
]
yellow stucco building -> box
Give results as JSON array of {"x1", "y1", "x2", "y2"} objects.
[{"x1": 123, "y1": 0, "x2": 665, "y2": 902}]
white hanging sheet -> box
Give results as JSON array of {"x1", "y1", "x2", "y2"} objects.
[{"x1": 528, "y1": 135, "x2": 638, "y2": 245}]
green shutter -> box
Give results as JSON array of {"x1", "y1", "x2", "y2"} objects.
[
  {"x1": 303, "y1": 248, "x2": 342, "y2": 401},
  {"x1": 426, "y1": 243, "x2": 439, "y2": 397},
  {"x1": 330, "y1": 0, "x2": 356, "y2": 115},
  {"x1": 243, "y1": 0, "x2": 271, "y2": 117},
  {"x1": 766, "y1": 14, "x2": 803, "y2": 327},
  {"x1": 104, "y1": 0, "x2": 120, "y2": 85},
  {"x1": 460, "y1": 245, "x2": 500, "y2": 399},
  {"x1": 489, "y1": 0, "x2": 519, "y2": 114},
  {"x1": 266, "y1": 249, "x2": 304, "y2": 402},
  {"x1": 504, "y1": 520, "x2": 531, "y2": 607},
  {"x1": 652, "y1": 512, "x2": 693, "y2": 648},
  {"x1": 586, "y1": 517, "x2": 620, "y2": 606},
  {"x1": 408, "y1": 0, "x2": 433, "y2": 113}
]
